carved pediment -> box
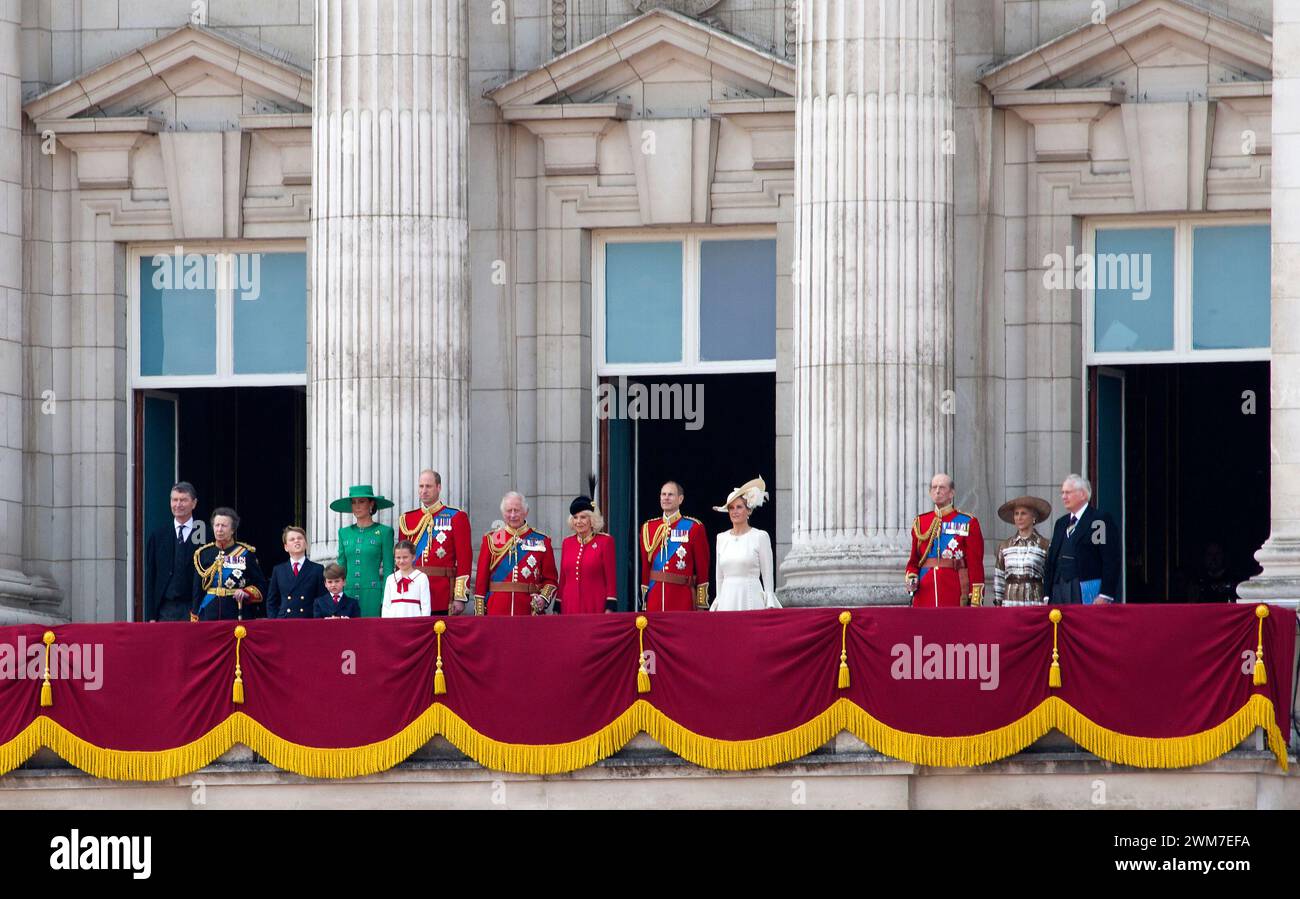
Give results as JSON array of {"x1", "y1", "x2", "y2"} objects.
[
  {"x1": 980, "y1": 0, "x2": 1273, "y2": 211},
  {"x1": 23, "y1": 24, "x2": 311, "y2": 125},
  {"x1": 489, "y1": 7, "x2": 793, "y2": 113},
  {"x1": 980, "y1": 0, "x2": 1271, "y2": 99}
]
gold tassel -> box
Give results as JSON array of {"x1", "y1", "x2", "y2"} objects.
[
  {"x1": 636, "y1": 616, "x2": 651, "y2": 694},
  {"x1": 837, "y1": 611, "x2": 851, "y2": 689},
  {"x1": 1254, "y1": 604, "x2": 1269, "y2": 687},
  {"x1": 1048, "y1": 609, "x2": 1062, "y2": 689},
  {"x1": 433, "y1": 620, "x2": 447, "y2": 696},
  {"x1": 232, "y1": 625, "x2": 246, "y2": 705},
  {"x1": 39, "y1": 631, "x2": 55, "y2": 707}
]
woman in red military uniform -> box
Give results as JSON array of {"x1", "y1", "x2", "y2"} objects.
[{"x1": 556, "y1": 496, "x2": 618, "y2": 614}]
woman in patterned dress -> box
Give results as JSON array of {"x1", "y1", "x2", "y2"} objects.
[{"x1": 992, "y1": 495, "x2": 1052, "y2": 606}]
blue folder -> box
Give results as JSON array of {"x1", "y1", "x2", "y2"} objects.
[{"x1": 1080, "y1": 579, "x2": 1102, "y2": 605}]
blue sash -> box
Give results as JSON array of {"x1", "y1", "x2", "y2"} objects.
[
  {"x1": 489, "y1": 532, "x2": 547, "y2": 585},
  {"x1": 652, "y1": 523, "x2": 692, "y2": 575},
  {"x1": 200, "y1": 548, "x2": 247, "y2": 611}
]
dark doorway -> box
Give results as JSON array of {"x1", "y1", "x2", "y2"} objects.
[
  {"x1": 602, "y1": 373, "x2": 776, "y2": 610},
  {"x1": 1091, "y1": 362, "x2": 1268, "y2": 603},
  {"x1": 134, "y1": 386, "x2": 307, "y2": 620}
]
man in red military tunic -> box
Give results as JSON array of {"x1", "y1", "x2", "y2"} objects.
[
  {"x1": 906, "y1": 473, "x2": 985, "y2": 608},
  {"x1": 473, "y1": 491, "x2": 558, "y2": 616},
  {"x1": 639, "y1": 480, "x2": 710, "y2": 612},
  {"x1": 398, "y1": 469, "x2": 471, "y2": 615}
]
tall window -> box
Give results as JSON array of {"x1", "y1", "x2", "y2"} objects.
[
  {"x1": 1084, "y1": 217, "x2": 1270, "y2": 364},
  {"x1": 131, "y1": 243, "x2": 308, "y2": 386},
  {"x1": 595, "y1": 229, "x2": 777, "y2": 374}
]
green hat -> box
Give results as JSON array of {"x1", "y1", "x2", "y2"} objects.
[{"x1": 330, "y1": 485, "x2": 395, "y2": 514}]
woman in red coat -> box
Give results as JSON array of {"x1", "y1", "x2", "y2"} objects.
[{"x1": 557, "y1": 496, "x2": 618, "y2": 613}]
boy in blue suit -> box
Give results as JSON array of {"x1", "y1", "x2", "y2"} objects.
[
  {"x1": 266, "y1": 526, "x2": 327, "y2": 618},
  {"x1": 314, "y1": 564, "x2": 361, "y2": 618}
]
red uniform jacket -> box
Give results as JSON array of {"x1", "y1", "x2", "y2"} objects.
[
  {"x1": 399, "y1": 502, "x2": 472, "y2": 613},
  {"x1": 639, "y1": 512, "x2": 710, "y2": 612},
  {"x1": 906, "y1": 506, "x2": 985, "y2": 608},
  {"x1": 557, "y1": 533, "x2": 618, "y2": 614},
  {"x1": 473, "y1": 525, "x2": 558, "y2": 616}
]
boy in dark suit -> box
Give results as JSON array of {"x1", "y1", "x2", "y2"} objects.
[
  {"x1": 314, "y1": 563, "x2": 361, "y2": 619},
  {"x1": 266, "y1": 526, "x2": 327, "y2": 618}
]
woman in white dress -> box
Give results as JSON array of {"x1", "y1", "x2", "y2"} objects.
[{"x1": 710, "y1": 477, "x2": 781, "y2": 611}]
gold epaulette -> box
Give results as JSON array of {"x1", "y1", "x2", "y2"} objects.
[
  {"x1": 236, "y1": 541, "x2": 256, "y2": 552},
  {"x1": 684, "y1": 516, "x2": 703, "y2": 527},
  {"x1": 192, "y1": 542, "x2": 215, "y2": 573}
]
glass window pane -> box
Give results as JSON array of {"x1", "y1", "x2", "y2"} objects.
[
  {"x1": 1192, "y1": 225, "x2": 1270, "y2": 350},
  {"x1": 1093, "y1": 227, "x2": 1175, "y2": 353},
  {"x1": 699, "y1": 239, "x2": 776, "y2": 362},
  {"x1": 233, "y1": 252, "x2": 308, "y2": 374},
  {"x1": 139, "y1": 253, "x2": 217, "y2": 376},
  {"x1": 605, "y1": 242, "x2": 682, "y2": 364}
]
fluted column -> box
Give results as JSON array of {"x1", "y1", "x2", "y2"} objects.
[
  {"x1": 779, "y1": 0, "x2": 954, "y2": 606},
  {"x1": 0, "y1": 3, "x2": 22, "y2": 578},
  {"x1": 309, "y1": 0, "x2": 470, "y2": 557},
  {"x1": 1239, "y1": 0, "x2": 1300, "y2": 607}
]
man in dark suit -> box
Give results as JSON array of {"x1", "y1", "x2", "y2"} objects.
[
  {"x1": 144, "y1": 481, "x2": 203, "y2": 621},
  {"x1": 1043, "y1": 474, "x2": 1122, "y2": 604},
  {"x1": 265, "y1": 526, "x2": 326, "y2": 618}
]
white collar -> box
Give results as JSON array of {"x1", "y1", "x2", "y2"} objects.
[
  {"x1": 289, "y1": 554, "x2": 306, "y2": 565},
  {"x1": 174, "y1": 517, "x2": 194, "y2": 529},
  {"x1": 1070, "y1": 503, "x2": 1089, "y2": 520}
]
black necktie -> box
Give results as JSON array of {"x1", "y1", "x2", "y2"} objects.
[
  {"x1": 177, "y1": 525, "x2": 186, "y2": 544},
  {"x1": 1067, "y1": 515, "x2": 1078, "y2": 537}
]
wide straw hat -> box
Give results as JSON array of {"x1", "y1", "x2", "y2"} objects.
[
  {"x1": 713, "y1": 476, "x2": 768, "y2": 513},
  {"x1": 997, "y1": 495, "x2": 1051, "y2": 525}
]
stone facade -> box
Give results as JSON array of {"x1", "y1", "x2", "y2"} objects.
[{"x1": 0, "y1": 0, "x2": 1292, "y2": 621}]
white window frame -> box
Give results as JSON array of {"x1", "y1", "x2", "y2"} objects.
[
  {"x1": 593, "y1": 226, "x2": 779, "y2": 376},
  {"x1": 1083, "y1": 214, "x2": 1271, "y2": 366},
  {"x1": 129, "y1": 240, "x2": 309, "y2": 388}
]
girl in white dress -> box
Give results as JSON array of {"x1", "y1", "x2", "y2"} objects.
[
  {"x1": 382, "y1": 541, "x2": 431, "y2": 617},
  {"x1": 710, "y1": 477, "x2": 781, "y2": 612}
]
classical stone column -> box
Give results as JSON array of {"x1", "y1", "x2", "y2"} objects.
[
  {"x1": 309, "y1": 0, "x2": 470, "y2": 557},
  {"x1": 1239, "y1": 0, "x2": 1300, "y2": 607},
  {"x1": 0, "y1": 4, "x2": 21, "y2": 581},
  {"x1": 0, "y1": 4, "x2": 57, "y2": 621},
  {"x1": 779, "y1": 0, "x2": 954, "y2": 606}
]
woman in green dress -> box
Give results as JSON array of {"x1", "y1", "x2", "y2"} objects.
[{"x1": 333, "y1": 485, "x2": 395, "y2": 617}]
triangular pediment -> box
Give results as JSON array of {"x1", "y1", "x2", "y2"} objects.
[
  {"x1": 489, "y1": 8, "x2": 793, "y2": 113},
  {"x1": 980, "y1": 0, "x2": 1271, "y2": 96},
  {"x1": 23, "y1": 24, "x2": 311, "y2": 123}
]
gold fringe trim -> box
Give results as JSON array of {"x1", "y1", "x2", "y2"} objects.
[
  {"x1": 0, "y1": 695, "x2": 1285, "y2": 781},
  {"x1": 843, "y1": 694, "x2": 1287, "y2": 772}
]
